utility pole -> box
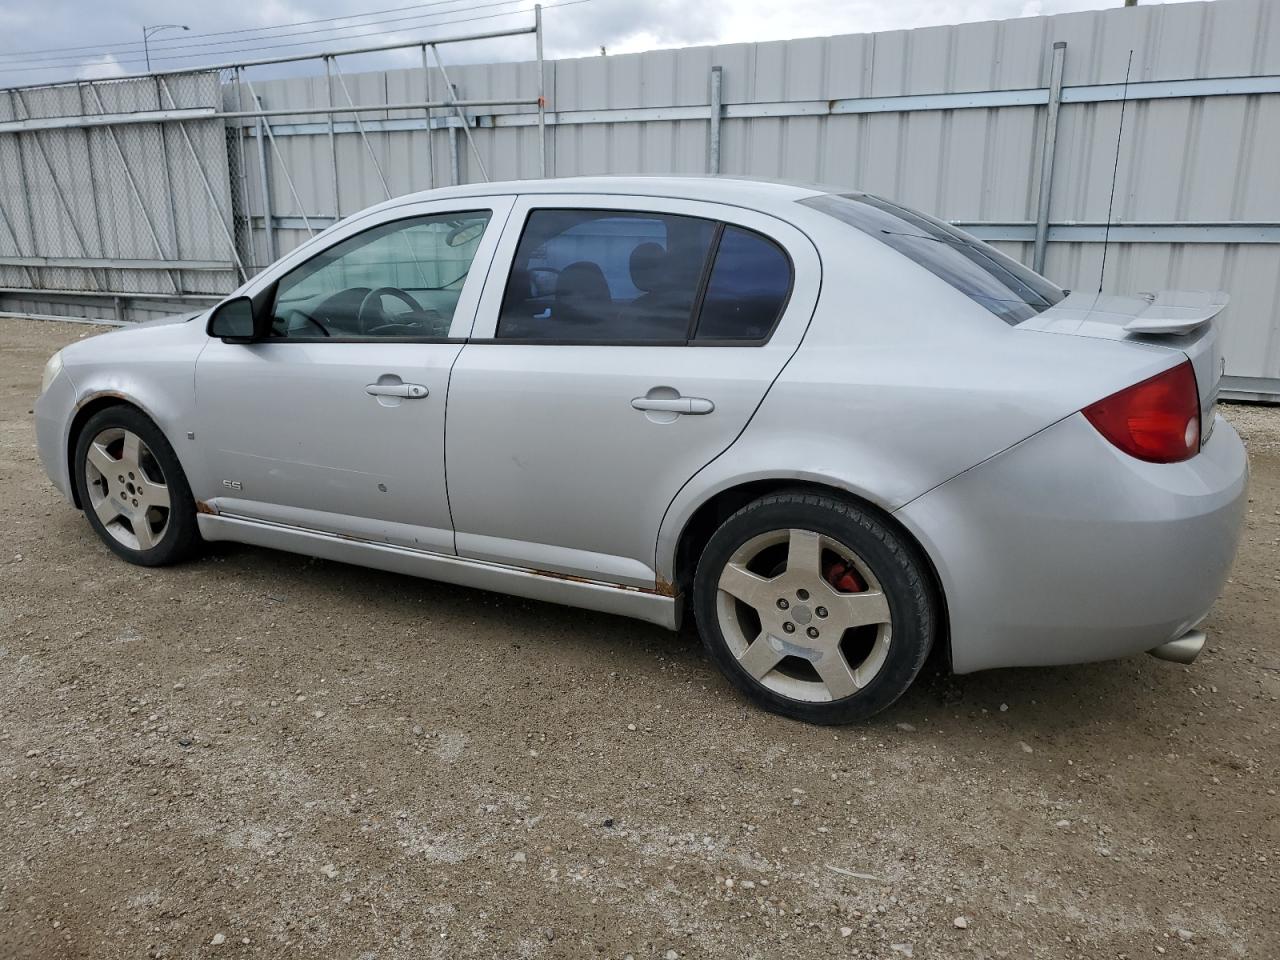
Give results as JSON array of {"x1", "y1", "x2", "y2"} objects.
[{"x1": 142, "y1": 24, "x2": 190, "y2": 72}]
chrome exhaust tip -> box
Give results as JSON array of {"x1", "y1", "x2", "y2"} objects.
[{"x1": 1147, "y1": 629, "x2": 1206, "y2": 665}]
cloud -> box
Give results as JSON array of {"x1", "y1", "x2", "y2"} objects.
[
  {"x1": 77, "y1": 54, "x2": 128, "y2": 80},
  {"x1": 0, "y1": 0, "x2": 1211, "y2": 87}
]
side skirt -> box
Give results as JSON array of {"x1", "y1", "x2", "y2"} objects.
[{"x1": 197, "y1": 513, "x2": 681, "y2": 630}]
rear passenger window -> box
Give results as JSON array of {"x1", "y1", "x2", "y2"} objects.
[
  {"x1": 497, "y1": 210, "x2": 715, "y2": 341},
  {"x1": 694, "y1": 226, "x2": 791, "y2": 341}
]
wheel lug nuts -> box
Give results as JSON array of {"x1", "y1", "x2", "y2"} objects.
[
  {"x1": 776, "y1": 598, "x2": 789, "y2": 610},
  {"x1": 782, "y1": 622, "x2": 795, "y2": 633},
  {"x1": 815, "y1": 606, "x2": 828, "y2": 619},
  {"x1": 796, "y1": 588, "x2": 809, "y2": 601},
  {"x1": 807, "y1": 627, "x2": 819, "y2": 639}
]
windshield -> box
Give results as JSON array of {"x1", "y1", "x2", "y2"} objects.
[{"x1": 800, "y1": 193, "x2": 1065, "y2": 325}]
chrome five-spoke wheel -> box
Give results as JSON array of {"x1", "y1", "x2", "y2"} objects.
[
  {"x1": 715, "y1": 528, "x2": 892, "y2": 703},
  {"x1": 83, "y1": 427, "x2": 172, "y2": 551}
]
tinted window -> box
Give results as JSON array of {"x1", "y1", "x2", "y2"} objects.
[
  {"x1": 497, "y1": 210, "x2": 715, "y2": 341},
  {"x1": 694, "y1": 226, "x2": 791, "y2": 340},
  {"x1": 270, "y1": 211, "x2": 491, "y2": 339},
  {"x1": 800, "y1": 193, "x2": 1064, "y2": 324}
]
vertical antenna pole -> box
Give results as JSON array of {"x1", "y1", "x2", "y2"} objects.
[
  {"x1": 1098, "y1": 49, "x2": 1134, "y2": 294},
  {"x1": 1033, "y1": 42, "x2": 1066, "y2": 275}
]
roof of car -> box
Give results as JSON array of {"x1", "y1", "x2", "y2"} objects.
[{"x1": 387, "y1": 175, "x2": 829, "y2": 211}]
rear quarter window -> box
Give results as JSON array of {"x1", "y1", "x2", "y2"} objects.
[
  {"x1": 800, "y1": 192, "x2": 1064, "y2": 325},
  {"x1": 694, "y1": 226, "x2": 792, "y2": 342}
]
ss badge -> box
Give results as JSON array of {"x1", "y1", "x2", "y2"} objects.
[{"x1": 222, "y1": 479, "x2": 243, "y2": 490}]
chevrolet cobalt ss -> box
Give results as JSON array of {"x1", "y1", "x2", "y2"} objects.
[{"x1": 34, "y1": 177, "x2": 1248, "y2": 723}]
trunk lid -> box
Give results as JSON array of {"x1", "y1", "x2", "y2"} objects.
[{"x1": 1017, "y1": 289, "x2": 1226, "y2": 442}]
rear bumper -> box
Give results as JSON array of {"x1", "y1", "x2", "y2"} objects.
[{"x1": 897, "y1": 412, "x2": 1248, "y2": 674}]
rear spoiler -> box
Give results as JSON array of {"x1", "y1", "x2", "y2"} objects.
[{"x1": 1122, "y1": 290, "x2": 1229, "y2": 335}]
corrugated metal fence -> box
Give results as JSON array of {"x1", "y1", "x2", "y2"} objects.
[{"x1": 2, "y1": 0, "x2": 1278, "y2": 398}]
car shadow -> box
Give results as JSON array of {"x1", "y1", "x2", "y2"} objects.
[{"x1": 191, "y1": 538, "x2": 1203, "y2": 748}]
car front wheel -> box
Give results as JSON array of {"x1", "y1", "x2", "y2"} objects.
[
  {"x1": 73, "y1": 405, "x2": 201, "y2": 567},
  {"x1": 693, "y1": 491, "x2": 936, "y2": 724}
]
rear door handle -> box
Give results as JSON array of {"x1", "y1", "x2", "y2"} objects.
[
  {"x1": 631, "y1": 396, "x2": 715, "y2": 415},
  {"x1": 366, "y1": 382, "x2": 429, "y2": 399}
]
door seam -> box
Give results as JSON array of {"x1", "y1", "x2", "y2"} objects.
[{"x1": 443, "y1": 200, "x2": 518, "y2": 555}]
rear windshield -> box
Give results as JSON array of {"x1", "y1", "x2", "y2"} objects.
[{"x1": 800, "y1": 193, "x2": 1065, "y2": 325}]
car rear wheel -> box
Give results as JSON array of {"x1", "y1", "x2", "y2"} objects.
[
  {"x1": 693, "y1": 491, "x2": 936, "y2": 723},
  {"x1": 73, "y1": 406, "x2": 201, "y2": 567}
]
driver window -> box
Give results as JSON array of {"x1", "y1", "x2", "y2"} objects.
[{"x1": 269, "y1": 210, "x2": 491, "y2": 340}]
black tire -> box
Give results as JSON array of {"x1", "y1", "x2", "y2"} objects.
[
  {"x1": 692, "y1": 490, "x2": 936, "y2": 724},
  {"x1": 72, "y1": 405, "x2": 202, "y2": 567}
]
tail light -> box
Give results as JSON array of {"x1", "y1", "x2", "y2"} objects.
[{"x1": 1082, "y1": 361, "x2": 1200, "y2": 463}]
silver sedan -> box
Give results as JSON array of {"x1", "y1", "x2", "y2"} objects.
[{"x1": 34, "y1": 177, "x2": 1248, "y2": 723}]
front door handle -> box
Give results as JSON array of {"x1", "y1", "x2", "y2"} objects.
[
  {"x1": 631, "y1": 395, "x2": 715, "y2": 415},
  {"x1": 366, "y1": 382, "x2": 429, "y2": 399}
]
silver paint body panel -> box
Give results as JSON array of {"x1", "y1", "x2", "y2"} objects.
[
  {"x1": 447, "y1": 194, "x2": 821, "y2": 587},
  {"x1": 33, "y1": 176, "x2": 1249, "y2": 674},
  {"x1": 897, "y1": 413, "x2": 1247, "y2": 673}
]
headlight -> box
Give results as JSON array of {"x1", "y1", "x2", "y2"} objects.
[{"x1": 40, "y1": 350, "x2": 63, "y2": 394}]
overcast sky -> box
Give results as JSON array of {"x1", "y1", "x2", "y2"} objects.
[{"x1": 0, "y1": 0, "x2": 1208, "y2": 87}]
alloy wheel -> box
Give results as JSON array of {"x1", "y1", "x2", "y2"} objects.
[
  {"x1": 714, "y1": 528, "x2": 893, "y2": 703},
  {"x1": 83, "y1": 427, "x2": 171, "y2": 551}
]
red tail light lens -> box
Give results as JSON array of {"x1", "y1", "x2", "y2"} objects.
[{"x1": 1082, "y1": 361, "x2": 1200, "y2": 463}]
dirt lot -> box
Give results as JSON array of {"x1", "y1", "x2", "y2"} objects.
[{"x1": 1, "y1": 317, "x2": 1277, "y2": 960}]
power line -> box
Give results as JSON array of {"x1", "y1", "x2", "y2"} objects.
[
  {"x1": 0, "y1": 0, "x2": 589, "y2": 81},
  {"x1": 0, "y1": 0, "x2": 534, "y2": 68},
  {"x1": 0, "y1": 0, "x2": 493, "y2": 59}
]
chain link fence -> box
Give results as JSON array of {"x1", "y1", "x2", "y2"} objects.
[{"x1": 0, "y1": 69, "x2": 244, "y2": 305}]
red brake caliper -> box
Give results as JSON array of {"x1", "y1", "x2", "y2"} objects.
[{"x1": 824, "y1": 560, "x2": 866, "y2": 593}]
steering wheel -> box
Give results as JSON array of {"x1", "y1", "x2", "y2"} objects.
[{"x1": 356, "y1": 287, "x2": 425, "y2": 334}]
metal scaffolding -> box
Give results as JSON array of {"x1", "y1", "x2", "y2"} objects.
[{"x1": 0, "y1": 12, "x2": 549, "y2": 313}]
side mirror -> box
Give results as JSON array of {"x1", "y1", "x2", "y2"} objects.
[{"x1": 207, "y1": 296, "x2": 257, "y2": 341}]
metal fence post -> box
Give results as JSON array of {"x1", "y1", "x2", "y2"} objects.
[
  {"x1": 448, "y1": 84, "x2": 461, "y2": 185},
  {"x1": 535, "y1": 3, "x2": 546, "y2": 178},
  {"x1": 255, "y1": 109, "x2": 276, "y2": 263},
  {"x1": 708, "y1": 65, "x2": 723, "y2": 175},
  {"x1": 233, "y1": 68, "x2": 256, "y2": 271},
  {"x1": 1033, "y1": 41, "x2": 1067, "y2": 275},
  {"x1": 421, "y1": 45, "x2": 436, "y2": 191},
  {"x1": 324, "y1": 57, "x2": 341, "y2": 218},
  {"x1": 430, "y1": 44, "x2": 489, "y2": 182},
  {"x1": 244, "y1": 79, "x2": 315, "y2": 238}
]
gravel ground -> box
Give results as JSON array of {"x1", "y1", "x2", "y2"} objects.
[{"x1": 1, "y1": 318, "x2": 1277, "y2": 960}]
